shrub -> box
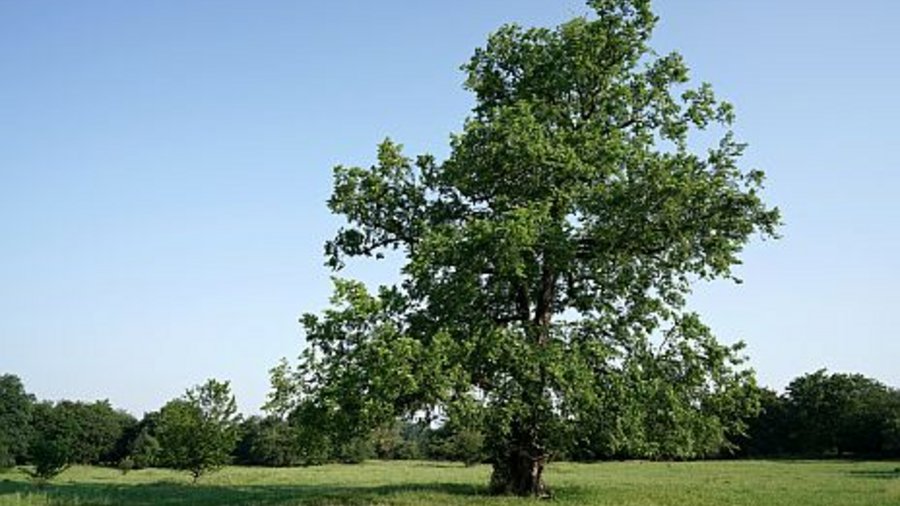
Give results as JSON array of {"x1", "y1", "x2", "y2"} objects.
[
  {"x1": 118, "y1": 456, "x2": 135, "y2": 475},
  {"x1": 336, "y1": 436, "x2": 373, "y2": 464},
  {"x1": 24, "y1": 439, "x2": 69, "y2": 483},
  {"x1": 129, "y1": 429, "x2": 161, "y2": 469}
]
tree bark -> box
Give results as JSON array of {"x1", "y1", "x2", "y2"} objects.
[
  {"x1": 533, "y1": 263, "x2": 556, "y2": 339},
  {"x1": 488, "y1": 418, "x2": 550, "y2": 497},
  {"x1": 487, "y1": 257, "x2": 556, "y2": 497},
  {"x1": 489, "y1": 446, "x2": 549, "y2": 497}
]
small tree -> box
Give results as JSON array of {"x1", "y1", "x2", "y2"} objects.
[
  {"x1": 24, "y1": 401, "x2": 75, "y2": 484},
  {"x1": 24, "y1": 439, "x2": 70, "y2": 484},
  {"x1": 156, "y1": 379, "x2": 240, "y2": 482}
]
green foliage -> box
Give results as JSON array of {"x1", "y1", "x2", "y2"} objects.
[
  {"x1": 26, "y1": 401, "x2": 76, "y2": 480},
  {"x1": 0, "y1": 374, "x2": 35, "y2": 468},
  {"x1": 362, "y1": 419, "x2": 433, "y2": 461},
  {"x1": 284, "y1": 403, "x2": 334, "y2": 466},
  {"x1": 735, "y1": 370, "x2": 900, "y2": 458},
  {"x1": 394, "y1": 422, "x2": 427, "y2": 460},
  {"x1": 426, "y1": 402, "x2": 487, "y2": 466},
  {"x1": 234, "y1": 416, "x2": 301, "y2": 467},
  {"x1": 127, "y1": 427, "x2": 161, "y2": 469},
  {"x1": 23, "y1": 402, "x2": 75, "y2": 482},
  {"x1": 26, "y1": 397, "x2": 135, "y2": 468},
  {"x1": 787, "y1": 370, "x2": 897, "y2": 456},
  {"x1": 117, "y1": 456, "x2": 135, "y2": 475},
  {"x1": 454, "y1": 430, "x2": 486, "y2": 467},
  {"x1": 569, "y1": 317, "x2": 760, "y2": 460},
  {"x1": 370, "y1": 421, "x2": 405, "y2": 460},
  {"x1": 23, "y1": 438, "x2": 70, "y2": 483},
  {"x1": 46, "y1": 400, "x2": 135, "y2": 465},
  {"x1": 263, "y1": 358, "x2": 301, "y2": 421},
  {"x1": 430, "y1": 428, "x2": 486, "y2": 467},
  {"x1": 0, "y1": 445, "x2": 10, "y2": 472},
  {"x1": 335, "y1": 436, "x2": 374, "y2": 464},
  {"x1": 156, "y1": 379, "x2": 241, "y2": 482},
  {"x1": 733, "y1": 387, "x2": 790, "y2": 457},
  {"x1": 293, "y1": 0, "x2": 778, "y2": 496},
  {"x1": 369, "y1": 420, "x2": 430, "y2": 461},
  {"x1": 113, "y1": 411, "x2": 163, "y2": 470},
  {"x1": 882, "y1": 411, "x2": 900, "y2": 456}
]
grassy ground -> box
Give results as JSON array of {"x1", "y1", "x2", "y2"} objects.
[{"x1": 0, "y1": 460, "x2": 898, "y2": 505}]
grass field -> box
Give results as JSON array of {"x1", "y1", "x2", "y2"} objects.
[{"x1": 1, "y1": 460, "x2": 898, "y2": 505}]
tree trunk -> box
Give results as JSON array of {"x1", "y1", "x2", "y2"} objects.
[
  {"x1": 488, "y1": 256, "x2": 556, "y2": 497},
  {"x1": 489, "y1": 446, "x2": 549, "y2": 497}
]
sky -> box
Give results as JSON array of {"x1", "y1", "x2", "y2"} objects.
[{"x1": 1, "y1": 1, "x2": 898, "y2": 416}]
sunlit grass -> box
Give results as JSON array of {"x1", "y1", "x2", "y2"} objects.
[{"x1": 1, "y1": 460, "x2": 898, "y2": 505}]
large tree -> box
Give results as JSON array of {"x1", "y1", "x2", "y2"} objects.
[{"x1": 295, "y1": 0, "x2": 779, "y2": 496}]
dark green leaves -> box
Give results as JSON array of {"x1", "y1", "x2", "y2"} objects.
[{"x1": 0, "y1": 374, "x2": 34, "y2": 469}]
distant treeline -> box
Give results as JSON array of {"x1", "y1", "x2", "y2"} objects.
[
  {"x1": 735, "y1": 370, "x2": 900, "y2": 458},
  {"x1": 1, "y1": 369, "x2": 898, "y2": 476}
]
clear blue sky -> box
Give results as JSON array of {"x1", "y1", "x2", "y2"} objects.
[{"x1": 2, "y1": 1, "x2": 898, "y2": 416}]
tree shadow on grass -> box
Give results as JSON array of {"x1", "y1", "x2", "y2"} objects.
[
  {"x1": 846, "y1": 468, "x2": 900, "y2": 480},
  {"x1": 0, "y1": 480, "x2": 489, "y2": 506}
]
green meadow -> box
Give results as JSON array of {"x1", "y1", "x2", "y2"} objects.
[{"x1": 1, "y1": 460, "x2": 898, "y2": 506}]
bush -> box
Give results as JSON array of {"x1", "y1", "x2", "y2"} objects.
[
  {"x1": 428, "y1": 427, "x2": 485, "y2": 465},
  {"x1": 454, "y1": 429, "x2": 486, "y2": 466},
  {"x1": 294, "y1": 429, "x2": 333, "y2": 466},
  {"x1": 370, "y1": 423, "x2": 404, "y2": 460},
  {"x1": 118, "y1": 456, "x2": 135, "y2": 475},
  {"x1": 234, "y1": 416, "x2": 301, "y2": 467},
  {"x1": 129, "y1": 428, "x2": 161, "y2": 469},
  {"x1": 25, "y1": 439, "x2": 69, "y2": 483},
  {"x1": 336, "y1": 436, "x2": 373, "y2": 464},
  {"x1": 394, "y1": 439, "x2": 423, "y2": 460}
]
